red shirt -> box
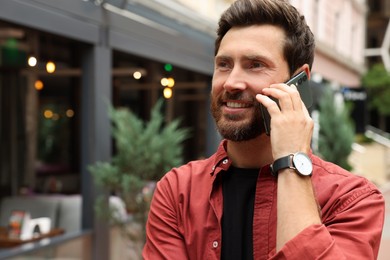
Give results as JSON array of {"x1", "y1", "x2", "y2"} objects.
[{"x1": 143, "y1": 140, "x2": 385, "y2": 259}]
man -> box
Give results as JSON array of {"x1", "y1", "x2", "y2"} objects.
[{"x1": 143, "y1": 0, "x2": 385, "y2": 259}]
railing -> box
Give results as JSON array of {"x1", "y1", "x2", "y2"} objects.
[
  {"x1": 365, "y1": 125, "x2": 390, "y2": 181},
  {"x1": 365, "y1": 125, "x2": 390, "y2": 148}
]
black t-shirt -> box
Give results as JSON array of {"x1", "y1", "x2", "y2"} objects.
[{"x1": 221, "y1": 166, "x2": 259, "y2": 260}]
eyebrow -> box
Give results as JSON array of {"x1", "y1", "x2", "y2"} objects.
[
  {"x1": 215, "y1": 53, "x2": 273, "y2": 62},
  {"x1": 214, "y1": 52, "x2": 279, "y2": 71},
  {"x1": 244, "y1": 54, "x2": 273, "y2": 64},
  {"x1": 214, "y1": 55, "x2": 230, "y2": 61}
]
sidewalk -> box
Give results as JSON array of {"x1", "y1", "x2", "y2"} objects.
[
  {"x1": 349, "y1": 142, "x2": 389, "y2": 186},
  {"x1": 348, "y1": 141, "x2": 390, "y2": 259},
  {"x1": 378, "y1": 185, "x2": 390, "y2": 259}
]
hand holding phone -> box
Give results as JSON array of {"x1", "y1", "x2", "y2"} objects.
[{"x1": 260, "y1": 71, "x2": 313, "y2": 135}]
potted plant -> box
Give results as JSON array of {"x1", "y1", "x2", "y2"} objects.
[{"x1": 88, "y1": 98, "x2": 190, "y2": 243}]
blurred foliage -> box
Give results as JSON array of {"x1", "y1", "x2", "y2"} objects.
[
  {"x1": 318, "y1": 87, "x2": 354, "y2": 171},
  {"x1": 355, "y1": 133, "x2": 373, "y2": 144},
  {"x1": 38, "y1": 104, "x2": 70, "y2": 163},
  {"x1": 88, "y1": 98, "x2": 190, "y2": 213},
  {"x1": 362, "y1": 63, "x2": 390, "y2": 116}
]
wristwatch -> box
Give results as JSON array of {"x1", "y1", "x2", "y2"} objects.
[{"x1": 270, "y1": 152, "x2": 313, "y2": 177}]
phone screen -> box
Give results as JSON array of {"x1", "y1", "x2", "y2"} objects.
[{"x1": 260, "y1": 71, "x2": 313, "y2": 135}]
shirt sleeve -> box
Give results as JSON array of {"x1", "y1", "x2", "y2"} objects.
[
  {"x1": 270, "y1": 190, "x2": 385, "y2": 260},
  {"x1": 142, "y1": 175, "x2": 189, "y2": 260}
]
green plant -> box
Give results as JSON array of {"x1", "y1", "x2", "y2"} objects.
[
  {"x1": 362, "y1": 63, "x2": 390, "y2": 116},
  {"x1": 318, "y1": 87, "x2": 354, "y2": 171},
  {"x1": 38, "y1": 104, "x2": 70, "y2": 163},
  {"x1": 88, "y1": 98, "x2": 190, "y2": 216},
  {"x1": 361, "y1": 63, "x2": 390, "y2": 130},
  {"x1": 355, "y1": 133, "x2": 373, "y2": 144}
]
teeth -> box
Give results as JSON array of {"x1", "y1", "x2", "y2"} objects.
[{"x1": 226, "y1": 102, "x2": 250, "y2": 108}]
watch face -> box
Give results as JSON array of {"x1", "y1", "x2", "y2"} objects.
[{"x1": 293, "y1": 152, "x2": 313, "y2": 176}]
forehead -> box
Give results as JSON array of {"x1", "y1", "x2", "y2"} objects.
[{"x1": 217, "y1": 24, "x2": 286, "y2": 60}]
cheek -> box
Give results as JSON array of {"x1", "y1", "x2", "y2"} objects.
[
  {"x1": 248, "y1": 75, "x2": 270, "y2": 90},
  {"x1": 211, "y1": 78, "x2": 224, "y2": 95}
]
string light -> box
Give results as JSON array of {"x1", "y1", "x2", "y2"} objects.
[
  {"x1": 28, "y1": 56, "x2": 37, "y2": 67},
  {"x1": 167, "y1": 77, "x2": 175, "y2": 87},
  {"x1": 46, "y1": 61, "x2": 56, "y2": 73},
  {"x1": 163, "y1": 87, "x2": 172, "y2": 99},
  {"x1": 133, "y1": 71, "x2": 142, "y2": 80},
  {"x1": 66, "y1": 109, "x2": 74, "y2": 118},
  {"x1": 161, "y1": 77, "x2": 169, "y2": 86},
  {"x1": 34, "y1": 80, "x2": 44, "y2": 90},
  {"x1": 43, "y1": 110, "x2": 53, "y2": 119}
]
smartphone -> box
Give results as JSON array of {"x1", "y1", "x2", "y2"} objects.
[{"x1": 260, "y1": 70, "x2": 313, "y2": 135}]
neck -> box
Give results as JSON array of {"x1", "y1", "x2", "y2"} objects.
[{"x1": 226, "y1": 134, "x2": 273, "y2": 169}]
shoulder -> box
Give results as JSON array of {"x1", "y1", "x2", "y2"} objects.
[
  {"x1": 156, "y1": 155, "x2": 216, "y2": 194},
  {"x1": 163, "y1": 156, "x2": 215, "y2": 180},
  {"x1": 153, "y1": 141, "x2": 227, "y2": 205},
  {"x1": 311, "y1": 154, "x2": 378, "y2": 192},
  {"x1": 311, "y1": 154, "x2": 384, "y2": 218}
]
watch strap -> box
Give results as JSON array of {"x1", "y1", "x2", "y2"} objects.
[{"x1": 270, "y1": 154, "x2": 294, "y2": 177}]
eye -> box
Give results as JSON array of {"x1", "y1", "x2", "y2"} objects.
[
  {"x1": 250, "y1": 61, "x2": 263, "y2": 69},
  {"x1": 217, "y1": 61, "x2": 228, "y2": 68},
  {"x1": 215, "y1": 59, "x2": 231, "y2": 71}
]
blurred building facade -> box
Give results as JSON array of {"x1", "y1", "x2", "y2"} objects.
[
  {"x1": 291, "y1": 0, "x2": 368, "y2": 134},
  {"x1": 0, "y1": 0, "x2": 372, "y2": 259},
  {"x1": 365, "y1": 0, "x2": 390, "y2": 131}
]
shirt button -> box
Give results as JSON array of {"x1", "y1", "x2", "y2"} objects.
[
  {"x1": 212, "y1": 241, "x2": 219, "y2": 248},
  {"x1": 222, "y1": 159, "x2": 228, "y2": 164}
]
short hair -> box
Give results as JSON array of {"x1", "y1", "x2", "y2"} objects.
[{"x1": 215, "y1": 0, "x2": 315, "y2": 75}]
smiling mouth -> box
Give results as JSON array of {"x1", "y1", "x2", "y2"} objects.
[{"x1": 226, "y1": 101, "x2": 252, "y2": 108}]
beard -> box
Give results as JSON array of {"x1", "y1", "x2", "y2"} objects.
[{"x1": 211, "y1": 91, "x2": 265, "y2": 142}]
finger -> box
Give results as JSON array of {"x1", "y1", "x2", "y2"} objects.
[
  {"x1": 255, "y1": 93, "x2": 281, "y2": 115},
  {"x1": 286, "y1": 83, "x2": 311, "y2": 117},
  {"x1": 262, "y1": 85, "x2": 294, "y2": 111},
  {"x1": 286, "y1": 83, "x2": 304, "y2": 111}
]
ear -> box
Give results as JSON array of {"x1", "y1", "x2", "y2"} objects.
[
  {"x1": 301, "y1": 64, "x2": 311, "y2": 80},
  {"x1": 293, "y1": 64, "x2": 311, "y2": 80}
]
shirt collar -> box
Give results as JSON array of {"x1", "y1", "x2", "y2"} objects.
[{"x1": 210, "y1": 140, "x2": 231, "y2": 176}]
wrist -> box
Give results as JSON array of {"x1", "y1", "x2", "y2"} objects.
[{"x1": 271, "y1": 152, "x2": 313, "y2": 177}]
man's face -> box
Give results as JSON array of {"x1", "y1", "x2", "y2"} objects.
[{"x1": 211, "y1": 25, "x2": 290, "y2": 141}]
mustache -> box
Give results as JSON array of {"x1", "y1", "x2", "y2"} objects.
[{"x1": 219, "y1": 92, "x2": 256, "y2": 103}]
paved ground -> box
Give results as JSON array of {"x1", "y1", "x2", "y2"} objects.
[
  {"x1": 378, "y1": 185, "x2": 390, "y2": 260},
  {"x1": 349, "y1": 142, "x2": 390, "y2": 259},
  {"x1": 111, "y1": 221, "x2": 143, "y2": 260}
]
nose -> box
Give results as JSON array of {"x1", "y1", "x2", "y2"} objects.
[{"x1": 223, "y1": 66, "x2": 247, "y2": 92}]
